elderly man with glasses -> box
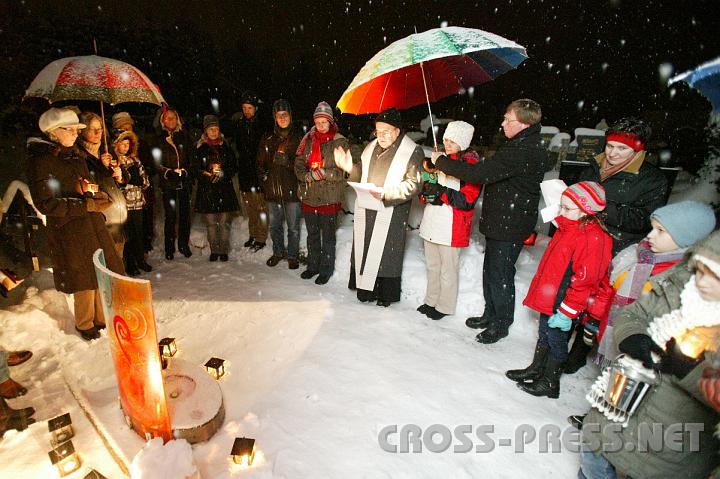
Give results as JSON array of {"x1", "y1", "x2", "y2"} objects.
[{"x1": 335, "y1": 107, "x2": 423, "y2": 307}]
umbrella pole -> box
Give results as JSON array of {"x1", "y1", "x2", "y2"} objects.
[
  {"x1": 419, "y1": 61, "x2": 437, "y2": 149},
  {"x1": 92, "y1": 38, "x2": 111, "y2": 156}
]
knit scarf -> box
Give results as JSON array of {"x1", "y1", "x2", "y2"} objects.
[
  {"x1": 595, "y1": 241, "x2": 686, "y2": 367},
  {"x1": 600, "y1": 150, "x2": 644, "y2": 181},
  {"x1": 297, "y1": 124, "x2": 337, "y2": 170}
]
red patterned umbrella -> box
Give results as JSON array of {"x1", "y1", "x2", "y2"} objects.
[{"x1": 24, "y1": 55, "x2": 164, "y2": 106}]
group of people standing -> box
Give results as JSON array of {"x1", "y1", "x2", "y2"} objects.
[{"x1": 9, "y1": 92, "x2": 720, "y2": 476}]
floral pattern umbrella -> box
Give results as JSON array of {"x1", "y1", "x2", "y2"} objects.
[
  {"x1": 669, "y1": 56, "x2": 720, "y2": 113},
  {"x1": 24, "y1": 55, "x2": 164, "y2": 106},
  {"x1": 337, "y1": 26, "x2": 528, "y2": 115}
]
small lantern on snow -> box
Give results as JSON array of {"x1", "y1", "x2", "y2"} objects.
[
  {"x1": 205, "y1": 357, "x2": 226, "y2": 380},
  {"x1": 159, "y1": 337, "x2": 177, "y2": 358},
  {"x1": 48, "y1": 412, "x2": 74, "y2": 446},
  {"x1": 231, "y1": 437, "x2": 255, "y2": 466},
  {"x1": 48, "y1": 440, "x2": 81, "y2": 477}
]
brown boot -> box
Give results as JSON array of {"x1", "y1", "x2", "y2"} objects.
[
  {"x1": 7, "y1": 350, "x2": 32, "y2": 367},
  {"x1": 0, "y1": 398, "x2": 35, "y2": 432},
  {"x1": 0, "y1": 378, "x2": 27, "y2": 399}
]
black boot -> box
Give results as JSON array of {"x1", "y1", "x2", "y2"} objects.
[
  {"x1": 517, "y1": 356, "x2": 565, "y2": 399},
  {"x1": 564, "y1": 330, "x2": 592, "y2": 374},
  {"x1": 506, "y1": 340, "x2": 549, "y2": 382}
]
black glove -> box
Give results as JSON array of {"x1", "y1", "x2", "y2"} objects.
[
  {"x1": 421, "y1": 182, "x2": 445, "y2": 205},
  {"x1": 659, "y1": 338, "x2": 704, "y2": 379},
  {"x1": 165, "y1": 169, "x2": 180, "y2": 180},
  {"x1": 618, "y1": 334, "x2": 664, "y2": 369},
  {"x1": 127, "y1": 165, "x2": 144, "y2": 186}
]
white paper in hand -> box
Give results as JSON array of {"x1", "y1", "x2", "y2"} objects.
[
  {"x1": 540, "y1": 179, "x2": 567, "y2": 223},
  {"x1": 348, "y1": 182, "x2": 385, "y2": 211}
]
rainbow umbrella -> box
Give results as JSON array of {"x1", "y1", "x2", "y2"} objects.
[
  {"x1": 337, "y1": 26, "x2": 527, "y2": 116},
  {"x1": 669, "y1": 56, "x2": 720, "y2": 113}
]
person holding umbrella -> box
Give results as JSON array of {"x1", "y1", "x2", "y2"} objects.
[
  {"x1": 155, "y1": 106, "x2": 193, "y2": 260},
  {"x1": 334, "y1": 107, "x2": 423, "y2": 306},
  {"x1": 427, "y1": 99, "x2": 549, "y2": 344},
  {"x1": 26, "y1": 107, "x2": 124, "y2": 340}
]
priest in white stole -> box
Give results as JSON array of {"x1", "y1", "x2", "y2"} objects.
[{"x1": 335, "y1": 108, "x2": 423, "y2": 306}]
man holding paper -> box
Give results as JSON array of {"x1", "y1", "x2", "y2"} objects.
[{"x1": 335, "y1": 108, "x2": 423, "y2": 306}]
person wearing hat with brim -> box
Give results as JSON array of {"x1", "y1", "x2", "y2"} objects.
[
  {"x1": 257, "y1": 99, "x2": 303, "y2": 269},
  {"x1": 193, "y1": 115, "x2": 240, "y2": 262},
  {"x1": 428, "y1": 99, "x2": 549, "y2": 345},
  {"x1": 335, "y1": 107, "x2": 424, "y2": 306},
  {"x1": 26, "y1": 107, "x2": 124, "y2": 341},
  {"x1": 231, "y1": 91, "x2": 269, "y2": 251},
  {"x1": 506, "y1": 181, "x2": 613, "y2": 399},
  {"x1": 294, "y1": 101, "x2": 351, "y2": 282}
]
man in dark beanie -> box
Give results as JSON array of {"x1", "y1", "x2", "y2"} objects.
[
  {"x1": 335, "y1": 107, "x2": 423, "y2": 307},
  {"x1": 429, "y1": 99, "x2": 549, "y2": 344},
  {"x1": 257, "y1": 99, "x2": 303, "y2": 268},
  {"x1": 231, "y1": 90, "x2": 269, "y2": 251}
]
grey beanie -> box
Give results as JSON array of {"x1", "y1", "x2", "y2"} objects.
[
  {"x1": 651, "y1": 201, "x2": 716, "y2": 248},
  {"x1": 203, "y1": 114, "x2": 220, "y2": 131}
]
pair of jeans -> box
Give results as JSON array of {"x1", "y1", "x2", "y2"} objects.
[
  {"x1": 304, "y1": 211, "x2": 337, "y2": 276},
  {"x1": 482, "y1": 238, "x2": 524, "y2": 330},
  {"x1": 204, "y1": 212, "x2": 231, "y2": 255},
  {"x1": 578, "y1": 444, "x2": 618, "y2": 479},
  {"x1": 162, "y1": 188, "x2": 191, "y2": 254},
  {"x1": 267, "y1": 201, "x2": 301, "y2": 259}
]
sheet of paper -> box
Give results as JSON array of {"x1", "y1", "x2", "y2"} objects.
[
  {"x1": 348, "y1": 182, "x2": 385, "y2": 211},
  {"x1": 540, "y1": 179, "x2": 567, "y2": 223}
]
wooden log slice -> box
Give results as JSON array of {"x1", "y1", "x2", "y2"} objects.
[{"x1": 163, "y1": 358, "x2": 225, "y2": 444}]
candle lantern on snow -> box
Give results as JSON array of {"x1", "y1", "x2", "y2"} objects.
[
  {"x1": 48, "y1": 413, "x2": 74, "y2": 446},
  {"x1": 48, "y1": 440, "x2": 81, "y2": 477},
  {"x1": 159, "y1": 337, "x2": 177, "y2": 358},
  {"x1": 204, "y1": 357, "x2": 226, "y2": 380},
  {"x1": 231, "y1": 437, "x2": 256, "y2": 466}
]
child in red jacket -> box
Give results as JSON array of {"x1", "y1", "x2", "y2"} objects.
[{"x1": 506, "y1": 181, "x2": 612, "y2": 398}]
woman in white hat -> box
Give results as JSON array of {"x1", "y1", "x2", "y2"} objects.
[{"x1": 26, "y1": 108, "x2": 125, "y2": 341}]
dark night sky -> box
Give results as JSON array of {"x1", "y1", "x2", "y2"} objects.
[{"x1": 1, "y1": 0, "x2": 719, "y2": 141}]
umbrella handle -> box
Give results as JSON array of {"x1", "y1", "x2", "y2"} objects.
[
  {"x1": 99, "y1": 101, "x2": 110, "y2": 155},
  {"x1": 419, "y1": 61, "x2": 437, "y2": 149}
]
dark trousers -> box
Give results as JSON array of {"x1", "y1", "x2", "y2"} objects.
[
  {"x1": 482, "y1": 238, "x2": 524, "y2": 330},
  {"x1": 142, "y1": 184, "x2": 155, "y2": 251},
  {"x1": 162, "y1": 188, "x2": 191, "y2": 254},
  {"x1": 123, "y1": 209, "x2": 144, "y2": 271},
  {"x1": 348, "y1": 266, "x2": 401, "y2": 304},
  {"x1": 304, "y1": 211, "x2": 337, "y2": 276},
  {"x1": 537, "y1": 264, "x2": 574, "y2": 361}
]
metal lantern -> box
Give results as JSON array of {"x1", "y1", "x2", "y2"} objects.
[
  {"x1": 231, "y1": 437, "x2": 256, "y2": 466},
  {"x1": 48, "y1": 440, "x2": 81, "y2": 477},
  {"x1": 48, "y1": 413, "x2": 74, "y2": 446},
  {"x1": 159, "y1": 337, "x2": 177, "y2": 358},
  {"x1": 204, "y1": 357, "x2": 226, "y2": 380}
]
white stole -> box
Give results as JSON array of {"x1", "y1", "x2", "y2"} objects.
[{"x1": 353, "y1": 136, "x2": 416, "y2": 290}]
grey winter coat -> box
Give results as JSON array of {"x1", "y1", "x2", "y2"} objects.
[
  {"x1": 295, "y1": 132, "x2": 349, "y2": 207},
  {"x1": 582, "y1": 232, "x2": 720, "y2": 479}
]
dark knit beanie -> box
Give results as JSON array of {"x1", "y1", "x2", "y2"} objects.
[
  {"x1": 273, "y1": 99, "x2": 292, "y2": 115},
  {"x1": 375, "y1": 107, "x2": 401, "y2": 128},
  {"x1": 241, "y1": 90, "x2": 260, "y2": 107},
  {"x1": 313, "y1": 101, "x2": 334, "y2": 123},
  {"x1": 203, "y1": 114, "x2": 220, "y2": 131}
]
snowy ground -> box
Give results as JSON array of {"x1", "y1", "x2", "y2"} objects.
[{"x1": 0, "y1": 200, "x2": 605, "y2": 479}]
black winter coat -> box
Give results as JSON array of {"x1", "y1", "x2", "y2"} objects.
[
  {"x1": 257, "y1": 126, "x2": 302, "y2": 203},
  {"x1": 578, "y1": 155, "x2": 668, "y2": 254},
  {"x1": 232, "y1": 116, "x2": 267, "y2": 191},
  {"x1": 193, "y1": 141, "x2": 240, "y2": 213},
  {"x1": 26, "y1": 139, "x2": 124, "y2": 293},
  {"x1": 153, "y1": 129, "x2": 193, "y2": 191},
  {"x1": 435, "y1": 123, "x2": 549, "y2": 242}
]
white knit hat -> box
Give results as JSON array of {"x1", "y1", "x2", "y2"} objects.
[
  {"x1": 443, "y1": 121, "x2": 474, "y2": 151},
  {"x1": 39, "y1": 108, "x2": 86, "y2": 133}
]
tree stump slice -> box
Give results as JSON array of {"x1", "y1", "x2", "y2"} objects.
[{"x1": 163, "y1": 359, "x2": 225, "y2": 444}]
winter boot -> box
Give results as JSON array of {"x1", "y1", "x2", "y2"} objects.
[
  {"x1": 564, "y1": 330, "x2": 592, "y2": 374},
  {"x1": 517, "y1": 356, "x2": 565, "y2": 399},
  {"x1": 506, "y1": 341, "x2": 549, "y2": 382},
  {"x1": 0, "y1": 397, "x2": 35, "y2": 433}
]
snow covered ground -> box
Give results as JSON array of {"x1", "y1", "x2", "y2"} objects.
[{"x1": 0, "y1": 202, "x2": 604, "y2": 479}]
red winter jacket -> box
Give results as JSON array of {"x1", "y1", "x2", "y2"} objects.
[
  {"x1": 523, "y1": 215, "x2": 612, "y2": 318},
  {"x1": 419, "y1": 150, "x2": 482, "y2": 247}
]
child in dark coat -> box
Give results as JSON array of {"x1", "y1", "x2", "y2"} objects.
[{"x1": 506, "y1": 181, "x2": 612, "y2": 398}]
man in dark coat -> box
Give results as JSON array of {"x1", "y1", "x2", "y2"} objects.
[
  {"x1": 335, "y1": 108, "x2": 423, "y2": 306},
  {"x1": 577, "y1": 117, "x2": 668, "y2": 255},
  {"x1": 26, "y1": 108, "x2": 124, "y2": 341},
  {"x1": 430, "y1": 99, "x2": 549, "y2": 344},
  {"x1": 231, "y1": 91, "x2": 269, "y2": 251}
]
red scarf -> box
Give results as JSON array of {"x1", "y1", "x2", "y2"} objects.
[{"x1": 298, "y1": 124, "x2": 337, "y2": 170}]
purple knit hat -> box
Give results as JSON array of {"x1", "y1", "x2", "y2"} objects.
[{"x1": 562, "y1": 181, "x2": 606, "y2": 215}]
